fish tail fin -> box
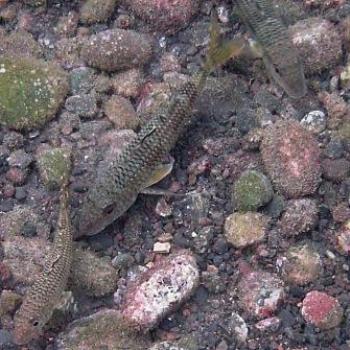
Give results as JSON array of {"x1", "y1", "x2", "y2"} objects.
[{"x1": 203, "y1": 9, "x2": 246, "y2": 73}]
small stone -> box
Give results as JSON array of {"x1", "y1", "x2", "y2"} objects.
[
  {"x1": 121, "y1": 250, "x2": 199, "y2": 330},
  {"x1": 70, "y1": 247, "x2": 117, "y2": 297},
  {"x1": 261, "y1": 120, "x2": 321, "y2": 198},
  {"x1": 278, "y1": 199, "x2": 318, "y2": 236},
  {"x1": 340, "y1": 60, "x2": 350, "y2": 90},
  {"x1": 80, "y1": 0, "x2": 117, "y2": 24},
  {"x1": 290, "y1": 18, "x2": 342, "y2": 74},
  {"x1": 2, "y1": 184, "x2": 15, "y2": 198},
  {"x1": 70, "y1": 67, "x2": 96, "y2": 94},
  {"x1": 55, "y1": 11, "x2": 79, "y2": 37},
  {"x1": 324, "y1": 139, "x2": 344, "y2": 159},
  {"x1": 322, "y1": 158, "x2": 350, "y2": 182},
  {"x1": 111, "y1": 69, "x2": 143, "y2": 98},
  {"x1": 224, "y1": 212, "x2": 269, "y2": 248},
  {"x1": 104, "y1": 95, "x2": 139, "y2": 130},
  {"x1": 300, "y1": 110, "x2": 327, "y2": 134},
  {"x1": 153, "y1": 242, "x2": 171, "y2": 254},
  {"x1": 335, "y1": 220, "x2": 350, "y2": 255},
  {"x1": 2, "y1": 131, "x2": 24, "y2": 150},
  {"x1": 255, "y1": 316, "x2": 280, "y2": 332},
  {"x1": 332, "y1": 202, "x2": 350, "y2": 223},
  {"x1": 5, "y1": 167, "x2": 27, "y2": 185},
  {"x1": 301, "y1": 291, "x2": 343, "y2": 330},
  {"x1": 237, "y1": 270, "x2": 285, "y2": 319},
  {"x1": 7, "y1": 149, "x2": 33, "y2": 169},
  {"x1": 232, "y1": 170, "x2": 273, "y2": 212},
  {"x1": 277, "y1": 243, "x2": 322, "y2": 285},
  {"x1": 36, "y1": 147, "x2": 72, "y2": 190},
  {"x1": 226, "y1": 313, "x2": 248, "y2": 343},
  {"x1": 0, "y1": 290, "x2": 21, "y2": 317},
  {"x1": 155, "y1": 198, "x2": 173, "y2": 217},
  {"x1": 55, "y1": 309, "x2": 152, "y2": 350},
  {"x1": 65, "y1": 94, "x2": 97, "y2": 119},
  {"x1": 80, "y1": 29, "x2": 153, "y2": 72},
  {"x1": 0, "y1": 330, "x2": 12, "y2": 349}
]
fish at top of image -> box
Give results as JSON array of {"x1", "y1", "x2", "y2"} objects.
[
  {"x1": 232, "y1": 0, "x2": 307, "y2": 99},
  {"x1": 74, "y1": 11, "x2": 245, "y2": 238}
]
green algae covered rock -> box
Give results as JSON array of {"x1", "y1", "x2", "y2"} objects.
[
  {"x1": 233, "y1": 170, "x2": 273, "y2": 212},
  {"x1": 36, "y1": 147, "x2": 71, "y2": 190},
  {"x1": 0, "y1": 56, "x2": 68, "y2": 130}
]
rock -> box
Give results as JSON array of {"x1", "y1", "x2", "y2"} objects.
[
  {"x1": 226, "y1": 313, "x2": 248, "y2": 343},
  {"x1": 36, "y1": 147, "x2": 72, "y2": 190},
  {"x1": 261, "y1": 120, "x2": 321, "y2": 198},
  {"x1": 23, "y1": 0, "x2": 46, "y2": 6},
  {"x1": 55, "y1": 309, "x2": 152, "y2": 350},
  {"x1": 277, "y1": 243, "x2": 322, "y2": 285},
  {"x1": 123, "y1": 0, "x2": 200, "y2": 34},
  {"x1": 301, "y1": 291, "x2": 343, "y2": 330},
  {"x1": 2, "y1": 131, "x2": 24, "y2": 150},
  {"x1": 300, "y1": 110, "x2": 327, "y2": 134},
  {"x1": 321, "y1": 158, "x2": 350, "y2": 182},
  {"x1": 0, "y1": 56, "x2": 68, "y2": 130},
  {"x1": 232, "y1": 170, "x2": 273, "y2": 211},
  {"x1": 335, "y1": 220, "x2": 350, "y2": 255},
  {"x1": 255, "y1": 316, "x2": 280, "y2": 332},
  {"x1": 153, "y1": 242, "x2": 171, "y2": 254},
  {"x1": 111, "y1": 68, "x2": 143, "y2": 98},
  {"x1": 80, "y1": 0, "x2": 117, "y2": 24},
  {"x1": 0, "y1": 290, "x2": 21, "y2": 317},
  {"x1": 331, "y1": 202, "x2": 350, "y2": 224},
  {"x1": 149, "y1": 337, "x2": 198, "y2": 350},
  {"x1": 70, "y1": 67, "x2": 96, "y2": 94},
  {"x1": 277, "y1": 199, "x2": 318, "y2": 236},
  {"x1": 0, "y1": 330, "x2": 12, "y2": 349},
  {"x1": 104, "y1": 95, "x2": 139, "y2": 130},
  {"x1": 224, "y1": 212, "x2": 269, "y2": 248},
  {"x1": 121, "y1": 250, "x2": 199, "y2": 330},
  {"x1": 290, "y1": 18, "x2": 342, "y2": 74},
  {"x1": 5, "y1": 167, "x2": 27, "y2": 185},
  {"x1": 55, "y1": 11, "x2": 79, "y2": 37},
  {"x1": 70, "y1": 247, "x2": 117, "y2": 297},
  {"x1": 65, "y1": 94, "x2": 97, "y2": 119},
  {"x1": 237, "y1": 270, "x2": 285, "y2": 319},
  {"x1": 7, "y1": 149, "x2": 33, "y2": 169},
  {"x1": 80, "y1": 29, "x2": 153, "y2": 72},
  {"x1": 55, "y1": 37, "x2": 85, "y2": 69}
]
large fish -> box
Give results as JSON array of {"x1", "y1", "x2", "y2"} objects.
[
  {"x1": 75, "y1": 13, "x2": 244, "y2": 237},
  {"x1": 13, "y1": 184, "x2": 73, "y2": 345},
  {"x1": 233, "y1": 0, "x2": 307, "y2": 98}
]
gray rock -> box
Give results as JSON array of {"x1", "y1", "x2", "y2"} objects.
[{"x1": 65, "y1": 94, "x2": 97, "y2": 119}]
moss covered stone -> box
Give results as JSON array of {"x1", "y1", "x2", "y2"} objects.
[
  {"x1": 0, "y1": 56, "x2": 68, "y2": 130},
  {"x1": 233, "y1": 170, "x2": 273, "y2": 212},
  {"x1": 37, "y1": 147, "x2": 71, "y2": 190}
]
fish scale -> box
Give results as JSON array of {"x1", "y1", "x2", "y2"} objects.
[{"x1": 13, "y1": 186, "x2": 73, "y2": 345}]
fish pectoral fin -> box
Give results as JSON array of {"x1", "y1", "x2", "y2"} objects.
[
  {"x1": 141, "y1": 187, "x2": 185, "y2": 197},
  {"x1": 141, "y1": 161, "x2": 174, "y2": 189}
]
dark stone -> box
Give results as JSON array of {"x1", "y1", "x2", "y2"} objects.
[
  {"x1": 0, "y1": 199, "x2": 14, "y2": 212},
  {"x1": 15, "y1": 187, "x2": 27, "y2": 201},
  {"x1": 22, "y1": 221, "x2": 37, "y2": 237}
]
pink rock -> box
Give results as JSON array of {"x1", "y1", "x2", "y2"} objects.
[
  {"x1": 237, "y1": 271, "x2": 285, "y2": 319},
  {"x1": 301, "y1": 291, "x2": 343, "y2": 329},
  {"x1": 121, "y1": 250, "x2": 199, "y2": 330},
  {"x1": 255, "y1": 316, "x2": 280, "y2": 332},
  {"x1": 5, "y1": 167, "x2": 27, "y2": 185}
]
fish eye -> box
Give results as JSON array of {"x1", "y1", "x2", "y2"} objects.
[
  {"x1": 103, "y1": 204, "x2": 115, "y2": 214},
  {"x1": 32, "y1": 320, "x2": 39, "y2": 327}
]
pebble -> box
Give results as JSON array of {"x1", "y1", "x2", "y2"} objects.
[
  {"x1": 224, "y1": 212, "x2": 269, "y2": 248},
  {"x1": 80, "y1": 29, "x2": 153, "y2": 72},
  {"x1": 261, "y1": 120, "x2": 321, "y2": 198},
  {"x1": 301, "y1": 291, "x2": 343, "y2": 329},
  {"x1": 2, "y1": 184, "x2": 15, "y2": 198},
  {"x1": 277, "y1": 199, "x2": 319, "y2": 236},
  {"x1": 335, "y1": 220, "x2": 350, "y2": 255},
  {"x1": 111, "y1": 68, "x2": 143, "y2": 98},
  {"x1": 55, "y1": 309, "x2": 152, "y2": 350},
  {"x1": 324, "y1": 139, "x2": 344, "y2": 159},
  {"x1": 5, "y1": 167, "x2": 27, "y2": 185},
  {"x1": 121, "y1": 250, "x2": 199, "y2": 330},
  {"x1": 277, "y1": 243, "x2": 322, "y2": 285},
  {"x1": 80, "y1": 0, "x2": 117, "y2": 24},
  {"x1": 255, "y1": 316, "x2": 280, "y2": 332},
  {"x1": 322, "y1": 158, "x2": 350, "y2": 182},
  {"x1": 153, "y1": 242, "x2": 171, "y2": 254},
  {"x1": 65, "y1": 94, "x2": 97, "y2": 119},
  {"x1": 7, "y1": 149, "x2": 33, "y2": 169},
  {"x1": 300, "y1": 110, "x2": 327, "y2": 134},
  {"x1": 290, "y1": 18, "x2": 342, "y2": 74},
  {"x1": 70, "y1": 67, "x2": 96, "y2": 94},
  {"x1": 155, "y1": 198, "x2": 173, "y2": 218},
  {"x1": 232, "y1": 170, "x2": 273, "y2": 212},
  {"x1": 2, "y1": 131, "x2": 24, "y2": 150},
  {"x1": 104, "y1": 95, "x2": 139, "y2": 130},
  {"x1": 226, "y1": 312, "x2": 248, "y2": 343},
  {"x1": 123, "y1": 0, "x2": 200, "y2": 34},
  {"x1": 237, "y1": 270, "x2": 285, "y2": 319}
]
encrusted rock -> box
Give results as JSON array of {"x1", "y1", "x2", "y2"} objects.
[
  {"x1": 0, "y1": 290, "x2": 21, "y2": 317},
  {"x1": 290, "y1": 18, "x2": 342, "y2": 74},
  {"x1": 277, "y1": 199, "x2": 319, "y2": 236},
  {"x1": 111, "y1": 68, "x2": 143, "y2": 98},
  {"x1": 0, "y1": 56, "x2": 68, "y2": 130},
  {"x1": 55, "y1": 309, "x2": 152, "y2": 350},
  {"x1": 277, "y1": 243, "x2": 322, "y2": 285},
  {"x1": 261, "y1": 120, "x2": 321, "y2": 198},
  {"x1": 300, "y1": 110, "x2": 327, "y2": 134},
  {"x1": 224, "y1": 212, "x2": 269, "y2": 248},
  {"x1": 301, "y1": 291, "x2": 343, "y2": 330},
  {"x1": 80, "y1": 0, "x2": 117, "y2": 24},
  {"x1": 321, "y1": 158, "x2": 350, "y2": 182},
  {"x1": 237, "y1": 270, "x2": 284, "y2": 319},
  {"x1": 121, "y1": 250, "x2": 199, "y2": 330},
  {"x1": 104, "y1": 95, "x2": 139, "y2": 130},
  {"x1": 232, "y1": 170, "x2": 273, "y2": 211},
  {"x1": 334, "y1": 220, "x2": 350, "y2": 255},
  {"x1": 80, "y1": 29, "x2": 153, "y2": 72}
]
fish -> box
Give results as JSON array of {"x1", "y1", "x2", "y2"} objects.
[
  {"x1": 233, "y1": 0, "x2": 307, "y2": 98},
  {"x1": 13, "y1": 183, "x2": 73, "y2": 345},
  {"x1": 75, "y1": 12, "x2": 245, "y2": 238}
]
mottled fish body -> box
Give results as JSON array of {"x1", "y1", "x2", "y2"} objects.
[
  {"x1": 13, "y1": 186, "x2": 73, "y2": 345},
  {"x1": 234, "y1": 0, "x2": 306, "y2": 98}
]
